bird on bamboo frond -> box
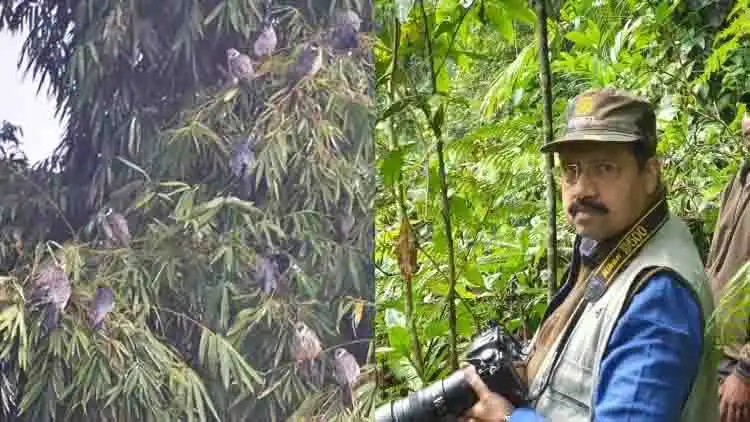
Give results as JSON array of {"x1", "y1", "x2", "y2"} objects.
[
  {"x1": 97, "y1": 207, "x2": 131, "y2": 248},
  {"x1": 226, "y1": 48, "x2": 257, "y2": 85},
  {"x1": 329, "y1": 9, "x2": 362, "y2": 55},
  {"x1": 254, "y1": 0, "x2": 277, "y2": 59},
  {"x1": 286, "y1": 42, "x2": 323, "y2": 93},
  {"x1": 293, "y1": 321, "x2": 324, "y2": 382},
  {"x1": 27, "y1": 254, "x2": 71, "y2": 333},
  {"x1": 88, "y1": 286, "x2": 115, "y2": 331},
  {"x1": 333, "y1": 347, "x2": 361, "y2": 408},
  {"x1": 334, "y1": 211, "x2": 356, "y2": 243},
  {"x1": 253, "y1": 18, "x2": 278, "y2": 60}
]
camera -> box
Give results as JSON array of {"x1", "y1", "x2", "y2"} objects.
[{"x1": 373, "y1": 321, "x2": 529, "y2": 422}]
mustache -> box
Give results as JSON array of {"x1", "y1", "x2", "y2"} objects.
[{"x1": 569, "y1": 198, "x2": 609, "y2": 216}]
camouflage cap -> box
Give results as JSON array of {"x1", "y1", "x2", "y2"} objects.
[{"x1": 541, "y1": 88, "x2": 657, "y2": 156}]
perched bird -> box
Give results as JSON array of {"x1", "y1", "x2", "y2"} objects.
[
  {"x1": 333, "y1": 347, "x2": 361, "y2": 407},
  {"x1": 10, "y1": 227, "x2": 22, "y2": 257},
  {"x1": 256, "y1": 254, "x2": 279, "y2": 294},
  {"x1": 97, "y1": 207, "x2": 131, "y2": 247},
  {"x1": 29, "y1": 259, "x2": 72, "y2": 330},
  {"x1": 253, "y1": 18, "x2": 278, "y2": 58},
  {"x1": 226, "y1": 48, "x2": 256, "y2": 84},
  {"x1": 88, "y1": 286, "x2": 114, "y2": 329},
  {"x1": 228, "y1": 135, "x2": 261, "y2": 201},
  {"x1": 330, "y1": 24, "x2": 359, "y2": 54},
  {"x1": 287, "y1": 43, "x2": 322, "y2": 89},
  {"x1": 292, "y1": 321, "x2": 323, "y2": 365},
  {"x1": 333, "y1": 9, "x2": 362, "y2": 32},
  {"x1": 330, "y1": 10, "x2": 362, "y2": 54},
  {"x1": 336, "y1": 212, "x2": 355, "y2": 242},
  {"x1": 230, "y1": 136, "x2": 255, "y2": 179}
]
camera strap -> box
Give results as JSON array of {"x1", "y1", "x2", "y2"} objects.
[{"x1": 527, "y1": 196, "x2": 669, "y2": 401}]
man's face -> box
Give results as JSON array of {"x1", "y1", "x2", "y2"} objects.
[
  {"x1": 557, "y1": 142, "x2": 660, "y2": 241},
  {"x1": 743, "y1": 112, "x2": 750, "y2": 142}
]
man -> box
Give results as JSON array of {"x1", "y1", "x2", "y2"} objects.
[
  {"x1": 705, "y1": 105, "x2": 750, "y2": 422},
  {"x1": 460, "y1": 88, "x2": 718, "y2": 421}
]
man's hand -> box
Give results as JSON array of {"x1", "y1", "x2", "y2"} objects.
[
  {"x1": 458, "y1": 365, "x2": 514, "y2": 422},
  {"x1": 720, "y1": 372, "x2": 750, "y2": 422}
]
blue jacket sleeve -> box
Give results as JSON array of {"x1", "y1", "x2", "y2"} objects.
[{"x1": 507, "y1": 272, "x2": 703, "y2": 422}]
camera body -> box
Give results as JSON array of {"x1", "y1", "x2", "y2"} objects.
[{"x1": 373, "y1": 321, "x2": 529, "y2": 422}]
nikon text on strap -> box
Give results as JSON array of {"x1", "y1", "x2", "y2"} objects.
[{"x1": 528, "y1": 196, "x2": 669, "y2": 401}]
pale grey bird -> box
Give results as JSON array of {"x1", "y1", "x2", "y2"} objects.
[
  {"x1": 98, "y1": 207, "x2": 131, "y2": 247},
  {"x1": 336, "y1": 212, "x2": 355, "y2": 242},
  {"x1": 228, "y1": 135, "x2": 259, "y2": 200},
  {"x1": 330, "y1": 10, "x2": 362, "y2": 55},
  {"x1": 89, "y1": 286, "x2": 114, "y2": 329},
  {"x1": 256, "y1": 254, "x2": 279, "y2": 294},
  {"x1": 253, "y1": 18, "x2": 277, "y2": 58},
  {"x1": 287, "y1": 43, "x2": 322, "y2": 89},
  {"x1": 333, "y1": 9, "x2": 362, "y2": 31},
  {"x1": 226, "y1": 48, "x2": 256, "y2": 84},
  {"x1": 29, "y1": 259, "x2": 72, "y2": 330},
  {"x1": 230, "y1": 136, "x2": 252, "y2": 177},
  {"x1": 333, "y1": 347, "x2": 360, "y2": 407},
  {"x1": 330, "y1": 24, "x2": 359, "y2": 54},
  {"x1": 292, "y1": 321, "x2": 323, "y2": 365}
]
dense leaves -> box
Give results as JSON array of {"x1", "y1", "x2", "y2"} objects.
[{"x1": 0, "y1": 0, "x2": 377, "y2": 420}]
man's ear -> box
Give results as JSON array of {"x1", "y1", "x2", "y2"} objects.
[{"x1": 644, "y1": 156, "x2": 661, "y2": 196}]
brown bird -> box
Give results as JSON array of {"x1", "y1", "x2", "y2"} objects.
[
  {"x1": 98, "y1": 207, "x2": 131, "y2": 247},
  {"x1": 10, "y1": 227, "x2": 22, "y2": 257},
  {"x1": 330, "y1": 10, "x2": 362, "y2": 55},
  {"x1": 335, "y1": 212, "x2": 355, "y2": 243},
  {"x1": 256, "y1": 254, "x2": 280, "y2": 294},
  {"x1": 29, "y1": 258, "x2": 71, "y2": 330},
  {"x1": 88, "y1": 286, "x2": 114, "y2": 330},
  {"x1": 253, "y1": 18, "x2": 277, "y2": 58},
  {"x1": 333, "y1": 9, "x2": 362, "y2": 32},
  {"x1": 287, "y1": 43, "x2": 322, "y2": 89},
  {"x1": 333, "y1": 347, "x2": 361, "y2": 407},
  {"x1": 226, "y1": 48, "x2": 256, "y2": 84},
  {"x1": 292, "y1": 321, "x2": 323, "y2": 365}
]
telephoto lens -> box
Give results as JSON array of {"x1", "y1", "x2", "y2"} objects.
[
  {"x1": 372, "y1": 321, "x2": 529, "y2": 422},
  {"x1": 372, "y1": 370, "x2": 477, "y2": 422}
]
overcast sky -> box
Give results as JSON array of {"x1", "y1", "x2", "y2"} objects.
[{"x1": 0, "y1": 30, "x2": 64, "y2": 164}]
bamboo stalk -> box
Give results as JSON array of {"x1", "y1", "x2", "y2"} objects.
[
  {"x1": 535, "y1": 0, "x2": 558, "y2": 302},
  {"x1": 418, "y1": 0, "x2": 459, "y2": 371},
  {"x1": 390, "y1": 14, "x2": 425, "y2": 377}
]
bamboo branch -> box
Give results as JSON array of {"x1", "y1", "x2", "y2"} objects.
[
  {"x1": 390, "y1": 14, "x2": 425, "y2": 378},
  {"x1": 535, "y1": 0, "x2": 558, "y2": 302},
  {"x1": 419, "y1": 0, "x2": 459, "y2": 371}
]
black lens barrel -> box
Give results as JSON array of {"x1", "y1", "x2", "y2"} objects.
[{"x1": 372, "y1": 370, "x2": 478, "y2": 422}]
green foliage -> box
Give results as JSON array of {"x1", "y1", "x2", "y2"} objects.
[
  {"x1": 0, "y1": 0, "x2": 376, "y2": 420},
  {"x1": 373, "y1": 0, "x2": 747, "y2": 405}
]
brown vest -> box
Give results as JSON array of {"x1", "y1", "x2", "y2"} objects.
[{"x1": 706, "y1": 162, "x2": 750, "y2": 360}]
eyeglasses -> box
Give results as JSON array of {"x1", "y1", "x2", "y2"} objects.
[{"x1": 556, "y1": 160, "x2": 622, "y2": 185}]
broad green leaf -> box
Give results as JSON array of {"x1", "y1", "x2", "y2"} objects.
[
  {"x1": 387, "y1": 326, "x2": 411, "y2": 356},
  {"x1": 380, "y1": 149, "x2": 405, "y2": 187},
  {"x1": 463, "y1": 262, "x2": 483, "y2": 286}
]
